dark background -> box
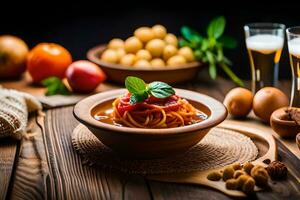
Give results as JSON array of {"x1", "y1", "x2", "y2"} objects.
[{"x1": 2, "y1": 2, "x2": 300, "y2": 80}]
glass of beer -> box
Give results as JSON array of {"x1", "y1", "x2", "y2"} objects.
[
  {"x1": 286, "y1": 27, "x2": 300, "y2": 107},
  {"x1": 244, "y1": 23, "x2": 285, "y2": 93}
]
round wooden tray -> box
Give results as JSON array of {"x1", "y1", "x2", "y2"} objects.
[
  {"x1": 148, "y1": 122, "x2": 277, "y2": 197},
  {"x1": 86, "y1": 44, "x2": 204, "y2": 84}
]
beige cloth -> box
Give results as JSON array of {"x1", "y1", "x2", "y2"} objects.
[{"x1": 0, "y1": 88, "x2": 42, "y2": 139}]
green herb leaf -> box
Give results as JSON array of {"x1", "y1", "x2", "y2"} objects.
[
  {"x1": 129, "y1": 93, "x2": 148, "y2": 104},
  {"x1": 181, "y1": 26, "x2": 203, "y2": 43},
  {"x1": 218, "y1": 35, "x2": 237, "y2": 49},
  {"x1": 207, "y1": 16, "x2": 225, "y2": 39},
  {"x1": 148, "y1": 81, "x2": 175, "y2": 98},
  {"x1": 125, "y1": 76, "x2": 147, "y2": 95},
  {"x1": 208, "y1": 63, "x2": 217, "y2": 80},
  {"x1": 42, "y1": 77, "x2": 70, "y2": 96},
  {"x1": 219, "y1": 62, "x2": 244, "y2": 87}
]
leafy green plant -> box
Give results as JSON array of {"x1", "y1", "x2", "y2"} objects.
[
  {"x1": 42, "y1": 76, "x2": 70, "y2": 96},
  {"x1": 179, "y1": 16, "x2": 244, "y2": 86},
  {"x1": 125, "y1": 76, "x2": 175, "y2": 104}
]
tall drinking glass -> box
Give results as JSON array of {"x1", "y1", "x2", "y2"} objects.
[
  {"x1": 244, "y1": 23, "x2": 285, "y2": 93},
  {"x1": 286, "y1": 27, "x2": 300, "y2": 107}
]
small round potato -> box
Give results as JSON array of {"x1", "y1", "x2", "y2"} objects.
[
  {"x1": 136, "y1": 49, "x2": 152, "y2": 61},
  {"x1": 150, "y1": 58, "x2": 165, "y2": 68},
  {"x1": 146, "y1": 39, "x2": 166, "y2": 57},
  {"x1": 152, "y1": 25, "x2": 167, "y2": 39},
  {"x1": 101, "y1": 49, "x2": 119, "y2": 63},
  {"x1": 178, "y1": 47, "x2": 195, "y2": 62},
  {"x1": 120, "y1": 54, "x2": 136, "y2": 66},
  {"x1": 164, "y1": 33, "x2": 178, "y2": 47},
  {"x1": 163, "y1": 45, "x2": 178, "y2": 61},
  {"x1": 115, "y1": 48, "x2": 126, "y2": 60},
  {"x1": 124, "y1": 36, "x2": 143, "y2": 53},
  {"x1": 167, "y1": 55, "x2": 186, "y2": 66},
  {"x1": 134, "y1": 59, "x2": 151, "y2": 68},
  {"x1": 134, "y1": 27, "x2": 155, "y2": 43},
  {"x1": 108, "y1": 38, "x2": 124, "y2": 50}
]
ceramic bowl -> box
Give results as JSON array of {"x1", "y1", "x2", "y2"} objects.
[
  {"x1": 270, "y1": 107, "x2": 300, "y2": 138},
  {"x1": 73, "y1": 89, "x2": 227, "y2": 159},
  {"x1": 87, "y1": 45, "x2": 203, "y2": 84}
]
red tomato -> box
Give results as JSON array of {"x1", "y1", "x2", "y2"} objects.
[
  {"x1": 66, "y1": 60, "x2": 106, "y2": 93},
  {"x1": 27, "y1": 43, "x2": 72, "y2": 83}
]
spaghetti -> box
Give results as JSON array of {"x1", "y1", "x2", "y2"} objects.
[{"x1": 110, "y1": 93, "x2": 207, "y2": 128}]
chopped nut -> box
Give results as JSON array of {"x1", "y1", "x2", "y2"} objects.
[
  {"x1": 242, "y1": 177, "x2": 255, "y2": 193},
  {"x1": 251, "y1": 165, "x2": 269, "y2": 187},
  {"x1": 207, "y1": 171, "x2": 222, "y2": 181},
  {"x1": 223, "y1": 166, "x2": 235, "y2": 181},
  {"x1": 243, "y1": 162, "x2": 254, "y2": 174},
  {"x1": 225, "y1": 178, "x2": 238, "y2": 190},
  {"x1": 285, "y1": 107, "x2": 300, "y2": 125},
  {"x1": 234, "y1": 170, "x2": 246, "y2": 179},
  {"x1": 266, "y1": 161, "x2": 288, "y2": 180}
]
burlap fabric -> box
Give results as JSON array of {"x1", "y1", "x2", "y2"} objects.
[{"x1": 0, "y1": 88, "x2": 42, "y2": 139}]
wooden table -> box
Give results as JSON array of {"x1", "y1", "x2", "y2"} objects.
[{"x1": 1, "y1": 76, "x2": 300, "y2": 200}]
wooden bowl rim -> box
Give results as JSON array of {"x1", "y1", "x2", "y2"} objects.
[
  {"x1": 87, "y1": 44, "x2": 202, "y2": 71},
  {"x1": 271, "y1": 107, "x2": 299, "y2": 126},
  {"x1": 73, "y1": 88, "x2": 227, "y2": 135}
]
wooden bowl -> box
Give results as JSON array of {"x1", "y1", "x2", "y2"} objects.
[
  {"x1": 87, "y1": 45, "x2": 203, "y2": 84},
  {"x1": 73, "y1": 89, "x2": 227, "y2": 159},
  {"x1": 296, "y1": 133, "x2": 300, "y2": 151},
  {"x1": 270, "y1": 107, "x2": 300, "y2": 138}
]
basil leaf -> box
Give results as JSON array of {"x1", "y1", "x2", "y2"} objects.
[
  {"x1": 218, "y1": 35, "x2": 237, "y2": 49},
  {"x1": 42, "y1": 77, "x2": 70, "y2": 96},
  {"x1": 207, "y1": 16, "x2": 225, "y2": 39},
  {"x1": 208, "y1": 63, "x2": 217, "y2": 80},
  {"x1": 181, "y1": 26, "x2": 203, "y2": 43},
  {"x1": 148, "y1": 81, "x2": 175, "y2": 98},
  {"x1": 125, "y1": 76, "x2": 146, "y2": 95}
]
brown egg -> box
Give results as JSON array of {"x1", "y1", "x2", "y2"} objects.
[
  {"x1": 253, "y1": 87, "x2": 289, "y2": 123},
  {"x1": 223, "y1": 87, "x2": 253, "y2": 118}
]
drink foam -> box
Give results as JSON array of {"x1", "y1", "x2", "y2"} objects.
[
  {"x1": 246, "y1": 34, "x2": 284, "y2": 52},
  {"x1": 288, "y1": 38, "x2": 300, "y2": 56}
]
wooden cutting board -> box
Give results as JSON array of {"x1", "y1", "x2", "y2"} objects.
[{"x1": 148, "y1": 121, "x2": 277, "y2": 197}]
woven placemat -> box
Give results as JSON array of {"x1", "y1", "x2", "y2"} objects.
[{"x1": 72, "y1": 124, "x2": 258, "y2": 175}]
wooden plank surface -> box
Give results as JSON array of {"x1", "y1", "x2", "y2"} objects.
[
  {"x1": 8, "y1": 113, "x2": 49, "y2": 200},
  {"x1": 0, "y1": 139, "x2": 18, "y2": 200},
  {"x1": 1, "y1": 76, "x2": 299, "y2": 200}
]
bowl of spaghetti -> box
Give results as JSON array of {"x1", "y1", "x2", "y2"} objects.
[{"x1": 74, "y1": 77, "x2": 227, "y2": 159}]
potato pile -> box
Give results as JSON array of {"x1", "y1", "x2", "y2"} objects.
[{"x1": 101, "y1": 25, "x2": 195, "y2": 68}]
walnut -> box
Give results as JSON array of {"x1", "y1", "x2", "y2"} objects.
[
  {"x1": 285, "y1": 108, "x2": 300, "y2": 125},
  {"x1": 266, "y1": 161, "x2": 288, "y2": 180}
]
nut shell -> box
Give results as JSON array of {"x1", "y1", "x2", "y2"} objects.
[{"x1": 266, "y1": 161, "x2": 288, "y2": 180}]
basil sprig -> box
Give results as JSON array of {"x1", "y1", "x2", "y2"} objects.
[
  {"x1": 125, "y1": 76, "x2": 175, "y2": 104},
  {"x1": 179, "y1": 16, "x2": 244, "y2": 87}
]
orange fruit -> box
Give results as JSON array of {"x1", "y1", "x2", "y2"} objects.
[{"x1": 27, "y1": 43, "x2": 72, "y2": 83}]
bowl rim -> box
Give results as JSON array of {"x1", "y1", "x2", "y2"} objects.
[
  {"x1": 73, "y1": 88, "x2": 227, "y2": 135},
  {"x1": 271, "y1": 107, "x2": 299, "y2": 126},
  {"x1": 86, "y1": 44, "x2": 202, "y2": 71}
]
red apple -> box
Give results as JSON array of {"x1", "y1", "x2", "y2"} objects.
[
  {"x1": 66, "y1": 60, "x2": 106, "y2": 93},
  {"x1": 0, "y1": 35, "x2": 29, "y2": 78}
]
